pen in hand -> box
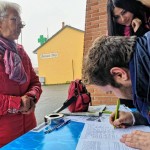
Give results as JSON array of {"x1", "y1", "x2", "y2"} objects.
[{"x1": 114, "y1": 99, "x2": 120, "y2": 128}]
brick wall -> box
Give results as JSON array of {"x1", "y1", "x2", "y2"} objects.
[{"x1": 83, "y1": 0, "x2": 117, "y2": 105}]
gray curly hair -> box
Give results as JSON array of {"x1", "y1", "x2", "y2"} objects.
[{"x1": 0, "y1": 1, "x2": 21, "y2": 20}]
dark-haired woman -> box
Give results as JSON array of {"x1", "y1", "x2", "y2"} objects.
[{"x1": 107, "y1": 0, "x2": 150, "y2": 36}]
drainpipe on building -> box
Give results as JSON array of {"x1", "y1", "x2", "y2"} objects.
[{"x1": 72, "y1": 59, "x2": 74, "y2": 80}]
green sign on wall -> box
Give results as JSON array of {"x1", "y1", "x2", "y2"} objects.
[{"x1": 38, "y1": 35, "x2": 47, "y2": 45}]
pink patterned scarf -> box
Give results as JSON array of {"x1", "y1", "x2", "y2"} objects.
[
  {"x1": 124, "y1": 26, "x2": 131, "y2": 36},
  {"x1": 0, "y1": 36, "x2": 27, "y2": 84}
]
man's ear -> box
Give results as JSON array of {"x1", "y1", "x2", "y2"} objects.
[{"x1": 110, "y1": 67, "x2": 129, "y2": 83}]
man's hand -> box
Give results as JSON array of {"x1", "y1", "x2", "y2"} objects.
[
  {"x1": 109, "y1": 111, "x2": 133, "y2": 128},
  {"x1": 131, "y1": 18, "x2": 142, "y2": 32},
  {"x1": 120, "y1": 130, "x2": 150, "y2": 150}
]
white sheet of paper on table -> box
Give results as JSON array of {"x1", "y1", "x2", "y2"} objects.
[{"x1": 76, "y1": 122, "x2": 150, "y2": 150}]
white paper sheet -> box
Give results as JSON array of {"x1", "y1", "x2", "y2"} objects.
[{"x1": 76, "y1": 122, "x2": 150, "y2": 150}]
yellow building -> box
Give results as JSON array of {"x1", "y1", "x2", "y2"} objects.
[{"x1": 33, "y1": 25, "x2": 84, "y2": 85}]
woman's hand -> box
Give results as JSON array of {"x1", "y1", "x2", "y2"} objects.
[
  {"x1": 109, "y1": 111, "x2": 133, "y2": 128},
  {"x1": 21, "y1": 99, "x2": 36, "y2": 114},
  {"x1": 19, "y1": 95, "x2": 35, "y2": 114},
  {"x1": 131, "y1": 18, "x2": 142, "y2": 32},
  {"x1": 120, "y1": 130, "x2": 150, "y2": 150}
]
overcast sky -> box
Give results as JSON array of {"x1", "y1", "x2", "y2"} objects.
[{"x1": 7, "y1": 0, "x2": 86, "y2": 67}]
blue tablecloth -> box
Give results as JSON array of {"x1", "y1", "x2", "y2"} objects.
[{"x1": 1, "y1": 121, "x2": 84, "y2": 150}]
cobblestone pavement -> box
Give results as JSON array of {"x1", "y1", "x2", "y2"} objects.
[{"x1": 35, "y1": 84, "x2": 69, "y2": 125}]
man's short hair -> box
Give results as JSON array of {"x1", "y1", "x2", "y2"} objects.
[{"x1": 84, "y1": 35, "x2": 136, "y2": 87}]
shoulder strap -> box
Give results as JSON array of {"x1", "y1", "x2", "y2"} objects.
[{"x1": 56, "y1": 96, "x2": 77, "y2": 113}]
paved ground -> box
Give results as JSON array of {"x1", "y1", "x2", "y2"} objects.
[{"x1": 35, "y1": 84, "x2": 69, "y2": 125}]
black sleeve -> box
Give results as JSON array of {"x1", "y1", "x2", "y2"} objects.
[
  {"x1": 135, "y1": 25, "x2": 149, "y2": 36},
  {"x1": 133, "y1": 111, "x2": 150, "y2": 125}
]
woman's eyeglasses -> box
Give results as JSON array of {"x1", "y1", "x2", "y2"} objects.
[
  {"x1": 9, "y1": 16, "x2": 26, "y2": 28},
  {"x1": 0, "y1": 15, "x2": 26, "y2": 28}
]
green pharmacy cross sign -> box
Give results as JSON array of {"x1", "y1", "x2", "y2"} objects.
[{"x1": 38, "y1": 35, "x2": 47, "y2": 45}]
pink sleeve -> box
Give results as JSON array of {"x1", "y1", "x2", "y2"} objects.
[
  {"x1": 24, "y1": 52, "x2": 42, "y2": 102},
  {"x1": 17, "y1": 44, "x2": 42, "y2": 102}
]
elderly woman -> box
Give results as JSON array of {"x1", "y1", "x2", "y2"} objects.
[{"x1": 0, "y1": 1, "x2": 42, "y2": 147}]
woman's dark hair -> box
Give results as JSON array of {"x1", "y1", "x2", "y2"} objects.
[{"x1": 107, "y1": 0, "x2": 150, "y2": 35}]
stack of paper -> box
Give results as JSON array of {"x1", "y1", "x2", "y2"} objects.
[{"x1": 56, "y1": 105, "x2": 106, "y2": 116}]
